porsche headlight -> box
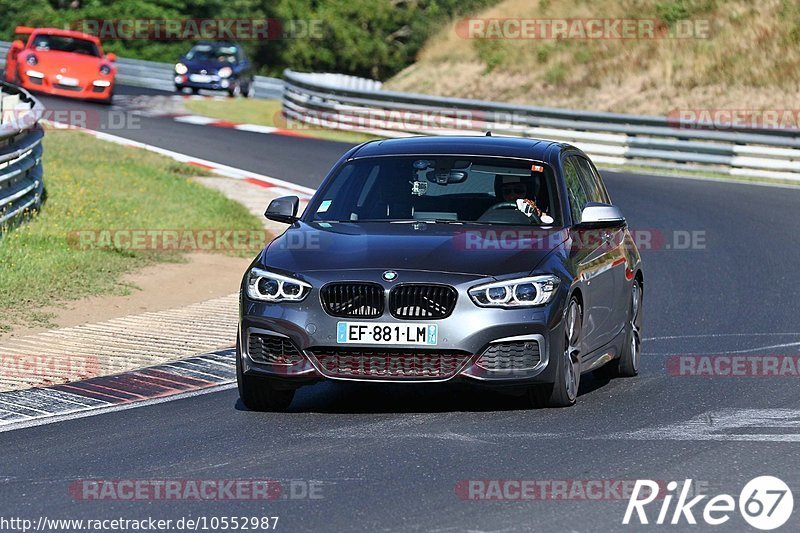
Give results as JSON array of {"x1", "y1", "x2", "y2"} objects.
[
  {"x1": 246, "y1": 268, "x2": 311, "y2": 302},
  {"x1": 100, "y1": 64, "x2": 111, "y2": 75},
  {"x1": 217, "y1": 66, "x2": 233, "y2": 78},
  {"x1": 175, "y1": 62, "x2": 188, "y2": 75},
  {"x1": 26, "y1": 55, "x2": 38, "y2": 66},
  {"x1": 469, "y1": 275, "x2": 560, "y2": 308}
]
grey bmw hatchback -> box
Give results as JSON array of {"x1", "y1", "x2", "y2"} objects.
[{"x1": 237, "y1": 136, "x2": 643, "y2": 410}]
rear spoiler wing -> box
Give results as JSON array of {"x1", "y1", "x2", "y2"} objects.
[{"x1": 14, "y1": 26, "x2": 36, "y2": 35}]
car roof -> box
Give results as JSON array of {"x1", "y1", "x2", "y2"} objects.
[
  {"x1": 193, "y1": 41, "x2": 239, "y2": 48},
  {"x1": 349, "y1": 135, "x2": 575, "y2": 161}
]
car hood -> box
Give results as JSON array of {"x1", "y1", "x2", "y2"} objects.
[
  {"x1": 183, "y1": 58, "x2": 232, "y2": 71},
  {"x1": 261, "y1": 222, "x2": 568, "y2": 278},
  {"x1": 32, "y1": 51, "x2": 104, "y2": 75}
]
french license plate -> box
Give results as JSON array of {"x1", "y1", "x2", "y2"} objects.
[
  {"x1": 189, "y1": 74, "x2": 214, "y2": 83},
  {"x1": 337, "y1": 322, "x2": 438, "y2": 345},
  {"x1": 59, "y1": 77, "x2": 79, "y2": 86}
]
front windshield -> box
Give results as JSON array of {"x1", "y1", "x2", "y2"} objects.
[
  {"x1": 307, "y1": 156, "x2": 561, "y2": 226},
  {"x1": 186, "y1": 44, "x2": 238, "y2": 63},
  {"x1": 32, "y1": 35, "x2": 100, "y2": 57}
]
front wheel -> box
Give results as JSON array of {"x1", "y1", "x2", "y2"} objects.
[
  {"x1": 528, "y1": 297, "x2": 582, "y2": 408},
  {"x1": 596, "y1": 278, "x2": 642, "y2": 379},
  {"x1": 243, "y1": 80, "x2": 254, "y2": 98},
  {"x1": 236, "y1": 339, "x2": 295, "y2": 412}
]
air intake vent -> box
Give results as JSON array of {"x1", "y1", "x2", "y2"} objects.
[
  {"x1": 308, "y1": 348, "x2": 471, "y2": 380},
  {"x1": 248, "y1": 332, "x2": 304, "y2": 365}
]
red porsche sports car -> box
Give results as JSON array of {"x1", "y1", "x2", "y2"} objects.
[{"x1": 3, "y1": 26, "x2": 117, "y2": 103}]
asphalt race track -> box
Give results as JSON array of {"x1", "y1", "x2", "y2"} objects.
[{"x1": 3, "y1": 86, "x2": 800, "y2": 531}]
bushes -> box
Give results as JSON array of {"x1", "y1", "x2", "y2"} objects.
[{"x1": 0, "y1": 0, "x2": 499, "y2": 80}]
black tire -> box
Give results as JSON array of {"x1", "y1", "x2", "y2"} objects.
[
  {"x1": 227, "y1": 83, "x2": 241, "y2": 98},
  {"x1": 243, "y1": 81, "x2": 254, "y2": 98},
  {"x1": 236, "y1": 339, "x2": 295, "y2": 412},
  {"x1": 528, "y1": 297, "x2": 582, "y2": 408},
  {"x1": 191, "y1": 87, "x2": 200, "y2": 95},
  {"x1": 595, "y1": 278, "x2": 642, "y2": 379}
]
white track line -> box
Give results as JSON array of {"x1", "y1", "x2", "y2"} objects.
[
  {"x1": 45, "y1": 120, "x2": 316, "y2": 196},
  {"x1": 0, "y1": 383, "x2": 236, "y2": 434}
]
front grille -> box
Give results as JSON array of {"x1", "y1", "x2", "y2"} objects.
[
  {"x1": 248, "y1": 332, "x2": 304, "y2": 365},
  {"x1": 321, "y1": 283, "x2": 384, "y2": 318},
  {"x1": 476, "y1": 341, "x2": 541, "y2": 371},
  {"x1": 309, "y1": 348, "x2": 471, "y2": 380},
  {"x1": 389, "y1": 284, "x2": 457, "y2": 319},
  {"x1": 54, "y1": 84, "x2": 82, "y2": 91}
]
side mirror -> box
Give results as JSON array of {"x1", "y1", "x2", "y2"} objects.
[
  {"x1": 265, "y1": 195, "x2": 299, "y2": 224},
  {"x1": 578, "y1": 202, "x2": 625, "y2": 228},
  {"x1": 106, "y1": 52, "x2": 117, "y2": 62}
]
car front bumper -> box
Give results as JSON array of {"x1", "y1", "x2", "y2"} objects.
[
  {"x1": 175, "y1": 74, "x2": 238, "y2": 92},
  {"x1": 239, "y1": 269, "x2": 568, "y2": 387},
  {"x1": 19, "y1": 71, "x2": 114, "y2": 100}
]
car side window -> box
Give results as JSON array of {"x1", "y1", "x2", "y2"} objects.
[
  {"x1": 563, "y1": 157, "x2": 589, "y2": 224},
  {"x1": 574, "y1": 156, "x2": 610, "y2": 204}
]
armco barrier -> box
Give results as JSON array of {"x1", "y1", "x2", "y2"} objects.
[
  {"x1": 282, "y1": 69, "x2": 800, "y2": 182},
  {"x1": 0, "y1": 81, "x2": 45, "y2": 227},
  {"x1": 0, "y1": 41, "x2": 283, "y2": 99}
]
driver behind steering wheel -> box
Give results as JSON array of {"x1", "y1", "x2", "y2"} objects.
[{"x1": 487, "y1": 175, "x2": 553, "y2": 224}]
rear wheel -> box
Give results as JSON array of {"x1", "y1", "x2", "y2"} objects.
[
  {"x1": 529, "y1": 297, "x2": 582, "y2": 408},
  {"x1": 236, "y1": 338, "x2": 295, "y2": 412}
]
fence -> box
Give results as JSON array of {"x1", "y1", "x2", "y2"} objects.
[
  {"x1": 282, "y1": 70, "x2": 800, "y2": 182},
  {"x1": 0, "y1": 82, "x2": 45, "y2": 227}
]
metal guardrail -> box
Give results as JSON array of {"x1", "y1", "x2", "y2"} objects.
[
  {"x1": 283, "y1": 69, "x2": 800, "y2": 181},
  {"x1": 0, "y1": 81, "x2": 45, "y2": 228},
  {"x1": 0, "y1": 41, "x2": 284, "y2": 99}
]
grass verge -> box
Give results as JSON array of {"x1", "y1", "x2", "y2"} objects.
[
  {"x1": 0, "y1": 130, "x2": 263, "y2": 332},
  {"x1": 183, "y1": 98, "x2": 379, "y2": 145}
]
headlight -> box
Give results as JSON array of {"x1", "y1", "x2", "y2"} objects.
[
  {"x1": 26, "y1": 55, "x2": 37, "y2": 66},
  {"x1": 99, "y1": 64, "x2": 111, "y2": 75},
  {"x1": 246, "y1": 268, "x2": 311, "y2": 302},
  {"x1": 217, "y1": 66, "x2": 233, "y2": 78},
  {"x1": 469, "y1": 275, "x2": 560, "y2": 308},
  {"x1": 175, "y1": 62, "x2": 188, "y2": 75}
]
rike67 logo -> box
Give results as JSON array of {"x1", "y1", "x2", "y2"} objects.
[{"x1": 624, "y1": 476, "x2": 794, "y2": 530}]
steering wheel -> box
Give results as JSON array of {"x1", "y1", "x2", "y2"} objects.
[{"x1": 482, "y1": 201, "x2": 543, "y2": 224}]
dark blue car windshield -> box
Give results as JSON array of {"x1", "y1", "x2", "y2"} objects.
[
  {"x1": 186, "y1": 45, "x2": 238, "y2": 62},
  {"x1": 306, "y1": 156, "x2": 561, "y2": 226}
]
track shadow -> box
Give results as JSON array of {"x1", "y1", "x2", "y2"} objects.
[{"x1": 234, "y1": 373, "x2": 617, "y2": 414}]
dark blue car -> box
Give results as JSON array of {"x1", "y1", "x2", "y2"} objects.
[
  {"x1": 237, "y1": 136, "x2": 644, "y2": 411},
  {"x1": 174, "y1": 41, "x2": 254, "y2": 97}
]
